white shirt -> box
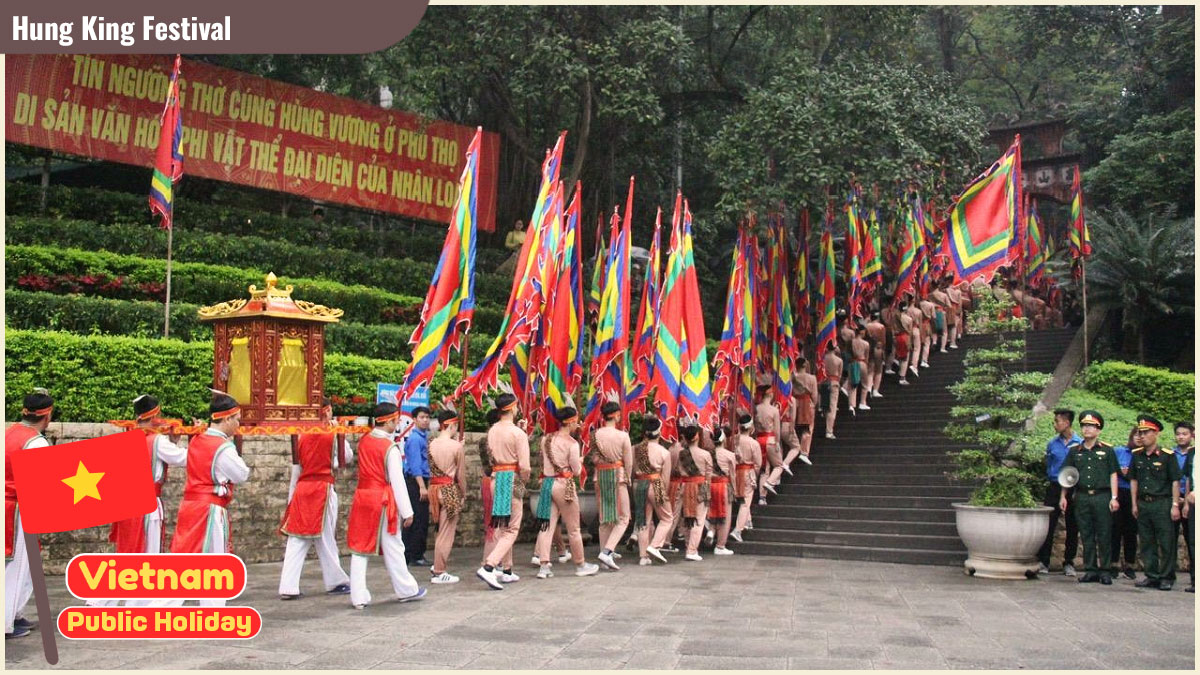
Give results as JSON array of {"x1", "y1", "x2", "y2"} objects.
[
  {"x1": 202, "y1": 429, "x2": 251, "y2": 485},
  {"x1": 369, "y1": 429, "x2": 414, "y2": 520}
]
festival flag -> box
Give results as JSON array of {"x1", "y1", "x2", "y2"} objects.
[
  {"x1": 1068, "y1": 166, "x2": 1091, "y2": 279},
  {"x1": 793, "y1": 209, "x2": 812, "y2": 341},
  {"x1": 862, "y1": 207, "x2": 883, "y2": 289},
  {"x1": 588, "y1": 214, "x2": 606, "y2": 320},
  {"x1": 627, "y1": 207, "x2": 663, "y2": 410},
  {"x1": 910, "y1": 193, "x2": 932, "y2": 297},
  {"x1": 893, "y1": 204, "x2": 918, "y2": 302},
  {"x1": 941, "y1": 136, "x2": 1023, "y2": 283},
  {"x1": 1025, "y1": 198, "x2": 1046, "y2": 286},
  {"x1": 768, "y1": 214, "x2": 795, "y2": 410},
  {"x1": 584, "y1": 178, "x2": 635, "y2": 435},
  {"x1": 149, "y1": 55, "x2": 184, "y2": 230},
  {"x1": 399, "y1": 128, "x2": 481, "y2": 400},
  {"x1": 542, "y1": 181, "x2": 585, "y2": 430},
  {"x1": 815, "y1": 204, "x2": 838, "y2": 358},
  {"x1": 844, "y1": 189, "x2": 864, "y2": 317},
  {"x1": 678, "y1": 199, "x2": 718, "y2": 429},
  {"x1": 456, "y1": 132, "x2": 566, "y2": 405},
  {"x1": 714, "y1": 224, "x2": 751, "y2": 417}
]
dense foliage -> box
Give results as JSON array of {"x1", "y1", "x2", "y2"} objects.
[{"x1": 1082, "y1": 361, "x2": 1195, "y2": 426}]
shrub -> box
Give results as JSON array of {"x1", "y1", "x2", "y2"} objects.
[
  {"x1": 1022, "y1": 388, "x2": 1143, "y2": 452},
  {"x1": 4, "y1": 290, "x2": 494, "y2": 366},
  {"x1": 5, "y1": 330, "x2": 487, "y2": 431},
  {"x1": 945, "y1": 292, "x2": 1052, "y2": 508},
  {"x1": 5, "y1": 182, "x2": 511, "y2": 267},
  {"x1": 6, "y1": 216, "x2": 513, "y2": 308},
  {"x1": 1082, "y1": 360, "x2": 1195, "y2": 426}
]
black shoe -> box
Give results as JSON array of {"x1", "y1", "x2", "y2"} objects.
[
  {"x1": 279, "y1": 593, "x2": 302, "y2": 601},
  {"x1": 1158, "y1": 581, "x2": 1173, "y2": 591},
  {"x1": 326, "y1": 583, "x2": 351, "y2": 595},
  {"x1": 412, "y1": 558, "x2": 431, "y2": 567},
  {"x1": 5, "y1": 626, "x2": 30, "y2": 640},
  {"x1": 1099, "y1": 574, "x2": 1113, "y2": 585},
  {"x1": 1186, "y1": 585, "x2": 1194, "y2": 593},
  {"x1": 12, "y1": 618, "x2": 37, "y2": 631},
  {"x1": 1078, "y1": 573, "x2": 1098, "y2": 583},
  {"x1": 1135, "y1": 578, "x2": 1160, "y2": 589},
  {"x1": 1122, "y1": 567, "x2": 1136, "y2": 580}
]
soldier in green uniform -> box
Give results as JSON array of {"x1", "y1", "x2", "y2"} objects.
[
  {"x1": 1130, "y1": 414, "x2": 1183, "y2": 590},
  {"x1": 1059, "y1": 410, "x2": 1120, "y2": 584}
]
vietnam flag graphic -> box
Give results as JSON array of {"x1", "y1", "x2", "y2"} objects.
[{"x1": 8, "y1": 431, "x2": 157, "y2": 533}]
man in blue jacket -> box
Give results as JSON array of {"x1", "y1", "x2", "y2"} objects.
[
  {"x1": 1038, "y1": 409, "x2": 1082, "y2": 576},
  {"x1": 401, "y1": 407, "x2": 433, "y2": 567}
]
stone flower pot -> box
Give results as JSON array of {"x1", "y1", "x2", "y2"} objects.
[{"x1": 954, "y1": 503, "x2": 1053, "y2": 580}]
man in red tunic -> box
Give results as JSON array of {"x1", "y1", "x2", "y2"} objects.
[
  {"x1": 5, "y1": 389, "x2": 53, "y2": 640},
  {"x1": 347, "y1": 403, "x2": 424, "y2": 609},
  {"x1": 278, "y1": 397, "x2": 352, "y2": 600},
  {"x1": 170, "y1": 392, "x2": 250, "y2": 607},
  {"x1": 91, "y1": 395, "x2": 187, "y2": 607}
]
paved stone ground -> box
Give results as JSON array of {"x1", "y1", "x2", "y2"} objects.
[{"x1": 5, "y1": 551, "x2": 1194, "y2": 670}]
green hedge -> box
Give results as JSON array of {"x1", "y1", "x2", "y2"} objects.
[
  {"x1": 6, "y1": 216, "x2": 513, "y2": 309},
  {"x1": 1023, "y1": 388, "x2": 1143, "y2": 451},
  {"x1": 5, "y1": 330, "x2": 486, "y2": 431},
  {"x1": 5, "y1": 182, "x2": 511, "y2": 268},
  {"x1": 4, "y1": 290, "x2": 494, "y2": 366},
  {"x1": 1082, "y1": 361, "x2": 1195, "y2": 427}
]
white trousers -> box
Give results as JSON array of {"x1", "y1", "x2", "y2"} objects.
[
  {"x1": 349, "y1": 525, "x2": 419, "y2": 607},
  {"x1": 160, "y1": 506, "x2": 232, "y2": 608},
  {"x1": 5, "y1": 514, "x2": 33, "y2": 633},
  {"x1": 278, "y1": 489, "x2": 350, "y2": 595},
  {"x1": 88, "y1": 502, "x2": 171, "y2": 608}
]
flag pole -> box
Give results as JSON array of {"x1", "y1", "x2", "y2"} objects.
[
  {"x1": 163, "y1": 224, "x2": 174, "y2": 338},
  {"x1": 458, "y1": 327, "x2": 470, "y2": 442},
  {"x1": 1081, "y1": 256, "x2": 1089, "y2": 368},
  {"x1": 23, "y1": 531, "x2": 58, "y2": 664}
]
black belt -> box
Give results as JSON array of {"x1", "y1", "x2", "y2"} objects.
[{"x1": 1139, "y1": 495, "x2": 1170, "y2": 503}]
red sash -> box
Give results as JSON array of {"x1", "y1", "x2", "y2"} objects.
[
  {"x1": 346, "y1": 434, "x2": 399, "y2": 555},
  {"x1": 171, "y1": 432, "x2": 235, "y2": 554}
]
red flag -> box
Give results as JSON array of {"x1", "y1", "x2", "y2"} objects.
[{"x1": 9, "y1": 431, "x2": 157, "y2": 534}]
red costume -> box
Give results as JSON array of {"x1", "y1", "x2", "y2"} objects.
[
  {"x1": 109, "y1": 432, "x2": 169, "y2": 553},
  {"x1": 279, "y1": 433, "x2": 338, "y2": 538},
  {"x1": 171, "y1": 432, "x2": 235, "y2": 553},
  {"x1": 5, "y1": 425, "x2": 40, "y2": 559},
  {"x1": 346, "y1": 433, "x2": 399, "y2": 555}
]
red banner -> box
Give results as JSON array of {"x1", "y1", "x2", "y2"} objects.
[{"x1": 5, "y1": 54, "x2": 499, "y2": 231}]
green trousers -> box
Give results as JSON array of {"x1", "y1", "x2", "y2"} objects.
[
  {"x1": 1137, "y1": 498, "x2": 1176, "y2": 581},
  {"x1": 1074, "y1": 492, "x2": 1113, "y2": 573}
]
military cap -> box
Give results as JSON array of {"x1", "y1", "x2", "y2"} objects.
[
  {"x1": 1136, "y1": 414, "x2": 1163, "y2": 432},
  {"x1": 1077, "y1": 410, "x2": 1104, "y2": 430}
]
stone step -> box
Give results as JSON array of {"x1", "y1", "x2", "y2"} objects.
[
  {"x1": 767, "y1": 493, "x2": 964, "y2": 509},
  {"x1": 743, "y1": 527, "x2": 966, "y2": 552},
  {"x1": 778, "y1": 474, "x2": 971, "y2": 487},
  {"x1": 772, "y1": 483, "x2": 972, "y2": 497},
  {"x1": 752, "y1": 515, "x2": 959, "y2": 537},
  {"x1": 762, "y1": 504, "x2": 957, "y2": 523},
  {"x1": 733, "y1": 540, "x2": 964, "y2": 566},
  {"x1": 801, "y1": 454, "x2": 956, "y2": 466}
]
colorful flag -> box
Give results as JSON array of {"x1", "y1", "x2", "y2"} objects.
[
  {"x1": 768, "y1": 214, "x2": 795, "y2": 411},
  {"x1": 149, "y1": 55, "x2": 184, "y2": 230},
  {"x1": 627, "y1": 207, "x2": 663, "y2": 411},
  {"x1": 584, "y1": 178, "x2": 635, "y2": 435},
  {"x1": 862, "y1": 207, "x2": 883, "y2": 287},
  {"x1": 1068, "y1": 166, "x2": 1091, "y2": 280},
  {"x1": 456, "y1": 132, "x2": 566, "y2": 405},
  {"x1": 794, "y1": 209, "x2": 811, "y2": 342},
  {"x1": 542, "y1": 181, "x2": 584, "y2": 430},
  {"x1": 588, "y1": 214, "x2": 606, "y2": 320},
  {"x1": 893, "y1": 204, "x2": 918, "y2": 302},
  {"x1": 714, "y1": 224, "x2": 751, "y2": 417},
  {"x1": 1025, "y1": 198, "x2": 1046, "y2": 286},
  {"x1": 9, "y1": 431, "x2": 157, "y2": 533},
  {"x1": 844, "y1": 189, "x2": 864, "y2": 318},
  {"x1": 678, "y1": 199, "x2": 718, "y2": 430},
  {"x1": 942, "y1": 136, "x2": 1023, "y2": 284},
  {"x1": 400, "y1": 128, "x2": 480, "y2": 400},
  {"x1": 815, "y1": 206, "x2": 838, "y2": 358}
]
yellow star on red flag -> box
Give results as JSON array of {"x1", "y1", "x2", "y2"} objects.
[{"x1": 61, "y1": 461, "x2": 104, "y2": 504}]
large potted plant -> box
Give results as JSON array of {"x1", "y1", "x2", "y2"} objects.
[{"x1": 945, "y1": 288, "x2": 1053, "y2": 579}]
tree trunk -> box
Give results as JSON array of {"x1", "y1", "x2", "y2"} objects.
[
  {"x1": 1138, "y1": 329, "x2": 1146, "y2": 365},
  {"x1": 564, "y1": 76, "x2": 593, "y2": 201}
]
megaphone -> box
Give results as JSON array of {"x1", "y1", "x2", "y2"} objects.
[{"x1": 1058, "y1": 466, "x2": 1080, "y2": 489}]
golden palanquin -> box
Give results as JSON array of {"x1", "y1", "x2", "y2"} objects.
[{"x1": 198, "y1": 273, "x2": 343, "y2": 428}]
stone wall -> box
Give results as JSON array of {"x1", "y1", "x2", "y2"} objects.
[{"x1": 14, "y1": 423, "x2": 568, "y2": 574}]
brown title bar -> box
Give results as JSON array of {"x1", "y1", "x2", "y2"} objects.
[{"x1": 2, "y1": 0, "x2": 429, "y2": 54}]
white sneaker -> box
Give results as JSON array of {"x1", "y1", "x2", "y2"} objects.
[
  {"x1": 536, "y1": 565, "x2": 554, "y2": 579},
  {"x1": 920, "y1": 361, "x2": 930, "y2": 368},
  {"x1": 685, "y1": 553, "x2": 703, "y2": 562},
  {"x1": 646, "y1": 546, "x2": 668, "y2": 564},
  {"x1": 730, "y1": 530, "x2": 743, "y2": 543},
  {"x1": 909, "y1": 366, "x2": 919, "y2": 377},
  {"x1": 798, "y1": 455, "x2": 812, "y2": 466},
  {"x1": 1063, "y1": 564, "x2": 1077, "y2": 577},
  {"x1": 639, "y1": 557, "x2": 652, "y2": 566},
  {"x1": 714, "y1": 547, "x2": 734, "y2": 556},
  {"x1": 557, "y1": 552, "x2": 571, "y2": 563},
  {"x1": 765, "y1": 483, "x2": 778, "y2": 495},
  {"x1": 531, "y1": 556, "x2": 541, "y2": 567},
  {"x1": 398, "y1": 588, "x2": 428, "y2": 603},
  {"x1": 950, "y1": 344, "x2": 959, "y2": 350},
  {"x1": 871, "y1": 391, "x2": 883, "y2": 398},
  {"x1": 898, "y1": 379, "x2": 910, "y2": 386},
  {"x1": 575, "y1": 562, "x2": 600, "y2": 577},
  {"x1": 598, "y1": 551, "x2": 621, "y2": 570},
  {"x1": 825, "y1": 433, "x2": 836, "y2": 439},
  {"x1": 884, "y1": 368, "x2": 896, "y2": 375},
  {"x1": 476, "y1": 567, "x2": 503, "y2": 590},
  {"x1": 744, "y1": 521, "x2": 754, "y2": 531},
  {"x1": 612, "y1": 552, "x2": 623, "y2": 560},
  {"x1": 497, "y1": 571, "x2": 520, "y2": 583},
  {"x1": 858, "y1": 404, "x2": 871, "y2": 411},
  {"x1": 782, "y1": 464, "x2": 794, "y2": 476},
  {"x1": 758, "y1": 497, "x2": 768, "y2": 506},
  {"x1": 430, "y1": 572, "x2": 459, "y2": 584}
]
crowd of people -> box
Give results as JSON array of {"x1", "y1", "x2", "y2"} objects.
[{"x1": 7, "y1": 270, "x2": 1177, "y2": 643}]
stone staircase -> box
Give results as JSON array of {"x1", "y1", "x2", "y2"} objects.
[{"x1": 737, "y1": 326, "x2": 1078, "y2": 566}]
